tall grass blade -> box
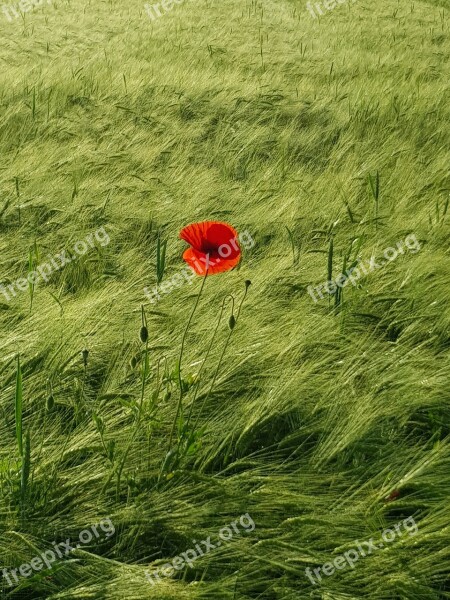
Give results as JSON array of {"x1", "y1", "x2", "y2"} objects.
[
  {"x1": 15, "y1": 355, "x2": 23, "y2": 456},
  {"x1": 327, "y1": 237, "x2": 334, "y2": 304},
  {"x1": 285, "y1": 226, "x2": 300, "y2": 266},
  {"x1": 156, "y1": 233, "x2": 167, "y2": 284},
  {"x1": 368, "y1": 170, "x2": 380, "y2": 229},
  {"x1": 21, "y1": 430, "x2": 31, "y2": 502},
  {"x1": 28, "y1": 244, "x2": 36, "y2": 310}
]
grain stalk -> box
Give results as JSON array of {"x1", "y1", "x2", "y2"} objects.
[
  {"x1": 156, "y1": 232, "x2": 167, "y2": 284},
  {"x1": 368, "y1": 170, "x2": 380, "y2": 230},
  {"x1": 15, "y1": 355, "x2": 23, "y2": 457}
]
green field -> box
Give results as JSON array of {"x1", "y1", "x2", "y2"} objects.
[{"x1": 1, "y1": 0, "x2": 449, "y2": 598}]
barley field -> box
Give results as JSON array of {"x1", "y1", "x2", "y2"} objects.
[{"x1": 0, "y1": 0, "x2": 449, "y2": 598}]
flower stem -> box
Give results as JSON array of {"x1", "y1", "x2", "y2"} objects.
[
  {"x1": 168, "y1": 268, "x2": 208, "y2": 451},
  {"x1": 185, "y1": 295, "x2": 234, "y2": 431},
  {"x1": 192, "y1": 285, "x2": 249, "y2": 433}
]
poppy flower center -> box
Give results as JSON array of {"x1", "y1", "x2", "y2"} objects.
[{"x1": 200, "y1": 241, "x2": 219, "y2": 254}]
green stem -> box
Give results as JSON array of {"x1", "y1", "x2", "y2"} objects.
[
  {"x1": 168, "y1": 267, "x2": 208, "y2": 451},
  {"x1": 192, "y1": 286, "x2": 248, "y2": 433},
  {"x1": 115, "y1": 426, "x2": 139, "y2": 498},
  {"x1": 185, "y1": 295, "x2": 233, "y2": 431},
  {"x1": 139, "y1": 338, "x2": 149, "y2": 412},
  {"x1": 116, "y1": 312, "x2": 150, "y2": 497}
]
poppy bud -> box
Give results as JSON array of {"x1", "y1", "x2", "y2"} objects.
[
  {"x1": 130, "y1": 356, "x2": 137, "y2": 369},
  {"x1": 46, "y1": 395, "x2": 55, "y2": 411},
  {"x1": 140, "y1": 326, "x2": 148, "y2": 343},
  {"x1": 245, "y1": 280, "x2": 251, "y2": 289},
  {"x1": 82, "y1": 349, "x2": 89, "y2": 368},
  {"x1": 229, "y1": 315, "x2": 236, "y2": 330}
]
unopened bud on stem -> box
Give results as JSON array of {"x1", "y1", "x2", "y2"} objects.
[
  {"x1": 140, "y1": 326, "x2": 149, "y2": 343},
  {"x1": 82, "y1": 349, "x2": 89, "y2": 368}
]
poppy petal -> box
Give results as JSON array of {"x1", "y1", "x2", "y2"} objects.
[
  {"x1": 180, "y1": 221, "x2": 239, "y2": 254},
  {"x1": 182, "y1": 247, "x2": 241, "y2": 275},
  {"x1": 179, "y1": 222, "x2": 212, "y2": 252},
  {"x1": 180, "y1": 221, "x2": 242, "y2": 275},
  {"x1": 202, "y1": 222, "x2": 239, "y2": 255}
]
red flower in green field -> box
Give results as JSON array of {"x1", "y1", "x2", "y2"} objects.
[{"x1": 180, "y1": 221, "x2": 241, "y2": 275}]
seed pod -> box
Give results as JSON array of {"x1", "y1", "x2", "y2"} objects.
[
  {"x1": 140, "y1": 326, "x2": 148, "y2": 343},
  {"x1": 46, "y1": 395, "x2": 55, "y2": 411},
  {"x1": 229, "y1": 315, "x2": 236, "y2": 330},
  {"x1": 82, "y1": 348, "x2": 89, "y2": 368},
  {"x1": 130, "y1": 356, "x2": 138, "y2": 369},
  {"x1": 245, "y1": 280, "x2": 251, "y2": 289}
]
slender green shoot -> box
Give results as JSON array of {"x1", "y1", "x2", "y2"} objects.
[
  {"x1": 20, "y1": 430, "x2": 31, "y2": 504},
  {"x1": 156, "y1": 232, "x2": 167, "y2": 284},
  {"x1": 327, "y1": 236, "x2": 334, "y2": 306},
  {"x1": 368, "y1": 170, "x2": 380, "y2": 229},
  {"x1": 168, "y1": 267, "x2": 209, "y2": 453},
  {"x1": 286, "y1": 226, "x2": 300, "y2": 267},
  {"x1": 15, "y1": 355, "x2": 23, "y2": 457}
]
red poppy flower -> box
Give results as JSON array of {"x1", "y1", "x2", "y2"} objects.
[{"x1": 180, "y1": 221, "x2": 241, "y2": 275}]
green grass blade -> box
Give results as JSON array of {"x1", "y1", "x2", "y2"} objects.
[
  {"x1": 15, "y1": 355, "x2": 23, "y2": 456},
  {"x1": 21, "y1": 429, "x2": 31, "y2": 502},
  {"x1": 28, "y1": 247, "x2": 34, "y2": 310},
  {"x1": 156, "y1": 233, "x2": 167, "y2": 283},
  {"x1": 327, "y1": 237, "x2": 334, "y2": 288}
]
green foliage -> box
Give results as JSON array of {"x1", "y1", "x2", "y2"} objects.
[
  {"x1": 20, "y1": 430, "x2": 31, "y2": 505},
  {"x1": 15, "y1": 355, "x2": 23, "y2": 457},
  {"x1": 156, "y1": 232, "x2": 168, "y2": 284},
  {"x1": 0, "y1": 0, "x2": 449, "y2": 598}
]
